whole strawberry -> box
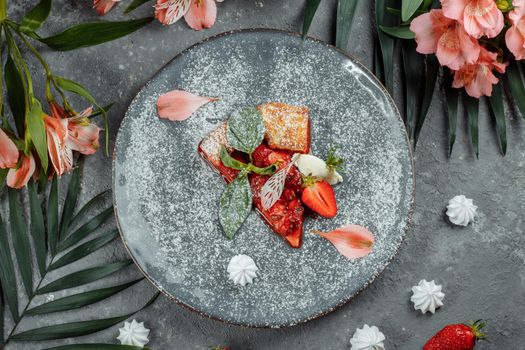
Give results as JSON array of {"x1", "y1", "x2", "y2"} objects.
[{"x1": 424, "y1": 320, "x2": 486, "y2": 350}]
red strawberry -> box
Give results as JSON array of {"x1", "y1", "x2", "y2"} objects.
[
  {"x1": 424, "y1": 320, "x2": 486, "y2": 350},
  {"x1": 301, "y1": 177, "x2": 337, "y2": 218}
]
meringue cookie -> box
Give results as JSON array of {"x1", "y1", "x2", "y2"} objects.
[
  {"x1": 227, "y1": 254, "x2": 258, "y2": 286},
  {"x1": 117, "y1": 319, "x2": 150, "y2": 347},
  {"x1": 350, "y1": 324, "x2": 385, "y2": 350},
  {"x1": 410, "y1": 279, "x2": 445, "y2": 314},
  {"x1": 446, "y1": 195, "x2": 477, "y2": 226}
]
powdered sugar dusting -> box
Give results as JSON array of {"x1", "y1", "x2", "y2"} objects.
[{"x1": 113, "y1": 31, "x2": 414, "y2": 327}]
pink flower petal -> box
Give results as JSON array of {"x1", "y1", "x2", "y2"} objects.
[
  {"x1": 93, "y1": 0, "x2": 120, "y2": 16},
  {"x1": 506, "y1": 25, "x2": 525, "y2": 60},
  {"x1": 184, "y1": 0, "x2": 217, "y2": 31},
  {"x1": 155, "y1": 0, "x2": 192, "y2": 25},
  {"x1": 0, "y1": 128, "x2": 19, "y2": 169},
  {"x1": 157, "y1": 90, "x2": 218, "y2": 121},
  {"x1": 7, "y1": 154, "x2": 36, "y2": 189},
  {"x1": 313, "y1": 224, "x2": 374, "y2": 261},
  {"x1": 441, "y1": 0, "x2": 469, "y2": 20}
]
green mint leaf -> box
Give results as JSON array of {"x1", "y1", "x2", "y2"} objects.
[
  {"x1": 248, "y1": 163, "x2": 278, "y2": 175},
  {"x1": 220, "y1": 146, "x2": 247, "y2": 171},
  {"x1": 325, "y1": 146, "x2": 344, "y2": 172},
  {"x1": 219, "y1": 172, "x2": 252, "y2": 240},
  {"x1": 227, "y1": 107, "x2": 265, "y2": 155}
]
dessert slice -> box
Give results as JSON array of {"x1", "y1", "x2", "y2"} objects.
[{"x1": 198, "y1": 103, "x2": 310, "y2": 248}]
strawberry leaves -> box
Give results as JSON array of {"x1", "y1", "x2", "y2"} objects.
[{"x1": 219, "y1": 172, "x2": 252, "y2": 239}]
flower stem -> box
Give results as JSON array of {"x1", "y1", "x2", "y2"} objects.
[{"x1": 0, "y1": 0, "x2": 6, "y2": 21}]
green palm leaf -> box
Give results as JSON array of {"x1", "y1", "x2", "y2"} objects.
[
  {"x1": 401, "y1": 0, "x2": 423, "y2": 21},
  {"x1": 336, "y1": 0, "x2": 358, "y2": 51},
  {"x1": 401, "y1": 40, "x2": 425, "y2": 141},
  {"x1": 48, "y1": 176, "x2": 59, "y2": 255},
  {"x1": 27, "y1": 278, "x2": 143, "y2": 315},
  {"x1": 0, "y1": 169, "x2": 7, "y2": 191},
  {"x1": 8, "y1": 188, "x2": 33, "y2": 296},
  {"x1": 66, "y1": 190, "x2": 110, "y2": 235},
  {"x1": 11, "y1": 292, "x2": 159, "y2": 341},
  {"x1": 506, "y1": 60, "x2": 525, "y2": 120},
  {"x1": 60, "y1": 160, "x2": 83, "y2": 238},
  {"x1": 28, "y1": 181, "x2": 47, "y2": 276},
  {"x1": 414, "y1": 55, "x2": 439, "y2": 147},
  {"x1": 302, "y1": 0, "x2": 322, "y2": 39},
  {"x1": 464, "y1": 95, "x2": 479, "y2": 158},
  {"x1": 36, "y1": 260, "x2": 132, "y2": 295},
  {"x1": 0, "y1": 212, "x2": 20, "y2": 322},
  {"x1": 444, "y1": 80, "x2": 459, "y2": 156},
  {"x1": 488, "y1": 82, "x2": 507, "y2": 155},
  {"x1": 375, "y1": 0, "x2": 398, "y2": 93},
  {"x1": 50, "y1": 229, "x2": 119, "y2": 271},
  {"x1": 58, "y1": 206, "x2": 114, "y2": 251}
]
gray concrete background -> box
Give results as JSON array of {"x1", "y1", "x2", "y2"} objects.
[{"x1": 4, "y1": 0, "x2": 524, "y2": 349}]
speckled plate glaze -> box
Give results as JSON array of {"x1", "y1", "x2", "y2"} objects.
[{"x1": 113, "y1": 29, "x2": 414, "y2": 328}]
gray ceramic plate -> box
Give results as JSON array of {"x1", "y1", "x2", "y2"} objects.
[{"x1": 113, "y1": 29, "x2": 414, "y2": 328}]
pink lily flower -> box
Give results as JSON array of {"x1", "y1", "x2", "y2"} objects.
[
  {"x1": 441, "y1": 0, "x2": 504, "y2": 39},
  {"x1": 67, "y1": 107, "x2": 101, "y2": 155},
  {"x1": 44, "y1": 114, "x2": 73, "y2": 176},
  {"x1": 505, "y1": 0, "x2": 525, "y2": 59},
  {"x1": 410, "y1": 10, "x2": 480, "y2": 70},
  {"x1": 155, "y1": 0, "x2": 222, "y2": 30},
  {"x1": 452, "y1": 47, "x2": 508, "y2": 98},
  {"x1": 93, "y1": 0, "x2": 120, "y2": 16},
  {"x1": 157, "y1": 90, "x2": 218, "y2": 121},
  {"x1": 6, "y1": 154, "x2": 36, "y2": 189},
  {"x1": 0, "y1": 128, "x2": 18, "y2": 169}
]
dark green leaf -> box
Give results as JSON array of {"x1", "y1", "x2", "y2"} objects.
[
  {"x1": 50, "y1": 229, "x2": 119, "y2": 271},
  {"x1": 27, "y1": 278, "x2": 142, "y2": 315},
  {"x1": 58, "y1": 206, "x2": 113, "y2": 252},
  {"x1": 380, "y1": 25, "x2": 415, "y2": 39},
  {"x1": 60, "y1": 160, "x2": 83, "y2": 239},
  {"x1": 464, "y1": 95, "x2": 479, "y2": 158},
  {"x1": 247, "y1": 163, "x2": 278, "y2": 176},
  {"x1": 402, "y1": 40, "x2": 424, "y2": 141},
  {"x1": 373, "y1": 39, "x2": 384, "y2": 81},
  {"x1": 66, "y1": 190, "x2": 110, "y2": 234},
  {"x1": 302, "y1": 0, "x2": 322, "y2": 39},
  {"x1": 376, "y1": 0, "x2": 398, "y2": 93},
  {"x1": 8, "y1": 188, "x2": 33, "y2": 296},
  {"x1": 26, "y1": 98, "x2": 48, "y2": 172},
  {"x1": 0, "y1": 168, "x2": 7, "y2": 192},
  {"x1": 226, "y1": 107, "x2": 265, "y2": 155},
  {"x1": 48, "y1": 176, "x2": 59, "y2": 255},
  {"x1": 506, "y1": 60, "x2": 525, "y2": 120},
  {"x1": 38, "y1": 18, "x2": 154, "y2": 51},
  {"x1": 401, "y1": 0, "x2": 424, "y2": 21},
  {"x1": 0, "y1": 212, "x2": 20, "y2": 322},
  {"x1": 219, "y1": 173, "x2": 252, "y2": 239},
  {"x1": 89, "y1": 103, "x2": 114, "y2": 118},
  {"x1": 4, "y1": 54, "x2": 26, "y2": 137},
  {"x1": 220, "y1": 146, "x2": 247, "y2": 171},
  {"x1": 124, "y1": 0, "x2": 153, "y2": 14},
  {"x1": 36, "y1": 260, "x2": 132, "y2": 295},
  {"x1": 414, "y1": 55, "x2": 439, "y2": 146},
  {"x1": 336, "y1": 0, "x2": 358, "y2": 50},
  {"x1": 19, "y1": 0, "x2": 52, "y2": 33},
  {"x1": 45, "y1": 345, "x2": 150, "y2": 350},
  {"x1": 12, "y1": 292, "x2": 159, "y2": 341},
  {"x1": 444, "y1": 79, "x2": 458, "y2": 156},
  {"x1": 488, "y1": 82, "x2": 507, "y2": 155},
  {"x1": 28, "y1": 181, "x2": 47, "y2": 276}
]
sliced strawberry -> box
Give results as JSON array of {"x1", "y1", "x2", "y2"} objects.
[{"x1": 301, "y1": 179, "x2": 337, "y2": 218}]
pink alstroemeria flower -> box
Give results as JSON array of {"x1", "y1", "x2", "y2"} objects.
[
  {"x1": 505, "y1": 0, "x2": 525, "y2": 59},
  {"x1": 155, "y1": 0, "x2": 223, "y2": 30},
  {"x1": 44, "y1": 114, "x2": 73, "y2": 176},
  {"x1": 452, "y1": 47, "x2": 508, "y2": 98},
  {"x1": 410, "y1": 10, "x2": 480, "y2": 70},
  {"x1": 6, "y1": 154, "x2": 36, "y2": 189},
  {"x1": 0, "y1": 128, "x2": 18, "y2": 169},
  {"x1": 441, "y1": 0, "x2": 504, "y2": 39},
  {"x1": 93, "y1": 0, "x2": 120, "y2": 16},
  {"x1": 67, "y1": 107, "x2": 101, "y2": 155}
]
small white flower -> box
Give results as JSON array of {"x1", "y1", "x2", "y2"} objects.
[
  {"x1": 350, "y1": 324, "x2": 385, "y2": 350},
  {"x1": 410, "y1": 279, "x2": 445, "y2": 314},
  {"x1": 227, "y1": 254, "x2": 258, "y2": 286},
  {"x1": 117, "y1": 319, "x2": 150, "y2": 347},
  {"x1": 446, "y1": 195, "x2": 477, "y2": 226}
]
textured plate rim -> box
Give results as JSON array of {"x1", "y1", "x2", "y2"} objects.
[{"x1": 112, "y1": 28, "x2": 415, "y2": 328}]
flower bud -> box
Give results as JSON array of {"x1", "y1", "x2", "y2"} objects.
[{"x1": 496, "y1": 0, "x2": 511, "y2": 11}]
